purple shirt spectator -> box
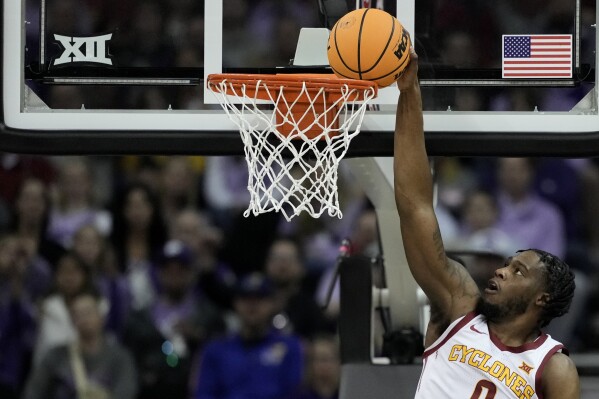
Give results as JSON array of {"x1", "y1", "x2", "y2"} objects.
[
  {"x1": 123, "y1": 240, "x2": 225, "y2": 399},
  {"x1": 47, "y1": 209, "x2": 110, "y2": 249},
  {"x1": 195, "y1": 329, "x2": 304, "y2": 399},
  {"x1": 95, "y1": 275, "x2": 132, "y2": 336},
  {"x1": 496, "y1": 192, "x2": 566, "y2": 258},
  {"x1": 0, "y1": 291, "x2": 36, "y2": 395},
  {"x1": 23, "y1": 256, "x2": 52, "y2": 302}
]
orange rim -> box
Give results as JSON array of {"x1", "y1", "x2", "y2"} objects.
[
  {"x1": 207, "y1": 73, "x2": 378, "y2": 101},
  {"x1": 207, "y1": 73, "x2": 378, "y2": 140}
]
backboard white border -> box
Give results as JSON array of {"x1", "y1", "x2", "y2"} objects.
[{"x1": 3, "y1": 0, "x2": 598, "y2": 134}]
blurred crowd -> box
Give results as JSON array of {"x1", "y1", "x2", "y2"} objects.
[
  {"x1": 4, "y1": 0, "x2": 597, "y2": 399},
  {"x1": 2, "y1": 153, "x2": 599, "y2": 399},
  {"x1": 0, "y1": 154, "x2": 354, "y2": 399}
]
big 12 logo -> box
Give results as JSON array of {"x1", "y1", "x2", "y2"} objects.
[{"x1": 53, "y1": 33, "x2": 113, "y2": 66}]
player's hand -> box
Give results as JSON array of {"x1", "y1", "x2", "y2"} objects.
[{"x1": 396, "y1": 47, "x2": 419, "y2": 91}]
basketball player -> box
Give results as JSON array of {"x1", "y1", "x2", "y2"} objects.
[{"x1": 393, "y1": 48, "x2": 580, "y2": 399}]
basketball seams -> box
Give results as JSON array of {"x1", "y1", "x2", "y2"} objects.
[
  {"x1": 356, "y1": 8, "x2": 370, "y2": 80},
  {"x1": 367, "y1": 31, "x2": 411, "y2": 80},
  {"x1": 360, "y1": 13, "x2": 397, "y2": 74},
  {"x1": 332, "y1": 17, "x2": 360, "y2": 74},
  {"x1": 329, "y1": 65, "x2": 354, "y2": 79}
]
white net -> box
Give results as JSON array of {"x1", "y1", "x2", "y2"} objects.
[{"x1": 208, "y1": 74, "x2": 377, "y2": 221}]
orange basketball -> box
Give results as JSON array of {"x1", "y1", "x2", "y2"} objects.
[{"x1": 327, "y1": 8, "x2": 411, "y2": 88}]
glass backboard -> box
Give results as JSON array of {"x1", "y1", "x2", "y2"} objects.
[{"x1": 2, "y1": 0, "x2": 598, "y2": 155}]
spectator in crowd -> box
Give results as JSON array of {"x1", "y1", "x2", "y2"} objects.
[
  {"x1": 0, "y1": 235, "x2": 37, "y2": 399},
  {"x1": 534, "y1": 159, "x2": 599, "y2": 274},
  {"x1": 24, "y1": 290, "x2": 138, "y2": 399},
  {"x1": 434, "y1": 202, "x2": 460, "y2": 245},
  {"x1": 9, "y1": 177, "x2": 65, "y2": 268},
  {"x1": 495, "y1": 157, "x2": 566, "y2": 257},
  {"x1": 72, "y1": 224, "x2": 130, "y2": 336},
  {"x1": 124, "y1": 239, "x2": 224, "y2": 399},
  {"x1": 171, "y1": 209, "x2": 223, "y2": 274},
  {"x1": 116, "y1": 156, "x2": 163, "y2": 194},
  {"x1": 451, "y1": 189, "x2": 519, "y2": 289},
  {"x1": 315, "y1": 208, "x2": 380, "y2": 320},
  {"x1": 47, "y1": 157, "x2": 111, "y2": 248},
  {"x1": 110, "y1": 182, "x2": 167, "y2": 310},
  {"x1": 265, "y1": 237, "x2": 332, "y2": 338},
  {"x1": 435, "y1": 158, "x2": 478, "y2": 214},
  {"x1": 12, "y1": 234, "x2": 54, "y2": 307},
  {"x1": 288, "y1": 335, "x2": 340, "y2": 399},
  {"x1": 345, "y1": 208, "x2": 379, "y2": 259},
  {"x1": 460, "y1": 190, "x2": 504, "y2": 236},
  {"x1": 170, "y1": 209, "x2": 236, "y2": 310},
  {"x1": 460, "y1": 189, "x2": 519, "y2": 247},
  {"x1": 33, "y1": 252, "x2": 96, "y2": 366},
  {"x1": 159, "y1": 156, "x2": 201, "y2": 223},
  {"x1": 194, "y1": 273, "x2": 303, "y2": 399},
  {"x1": 0, "y1": 154, "x2": 56, "y2": 211},
  {"x1": 202, "y1": 156, "x2": 281, "y2": 273},
  {"x1": 203, "y1": 156, "x2": 250, "y2": 229}
]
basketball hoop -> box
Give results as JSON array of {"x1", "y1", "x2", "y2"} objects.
[{"x1": 207, "y1": 73, "x2": 378, "y2": 221}]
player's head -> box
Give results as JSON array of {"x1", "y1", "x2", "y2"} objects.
[
  {"x1": 526, "y1": 248, "x2": 575, "y2": 327},
  {"x1": 477, "y1": 249, "x2": 575, "y2": 328}
]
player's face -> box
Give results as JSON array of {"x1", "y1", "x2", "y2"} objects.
[{"x1": 479, "y1": 251, "x2": 546, "y2": 321}]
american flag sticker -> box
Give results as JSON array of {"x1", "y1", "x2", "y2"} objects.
[{"x1": 502, "y1": 34, "x2": 572, "y2": 78}]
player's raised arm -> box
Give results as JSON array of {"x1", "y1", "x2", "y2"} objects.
[{"x1": 393, "y1": 49, "x2": 479, "y2": 324}]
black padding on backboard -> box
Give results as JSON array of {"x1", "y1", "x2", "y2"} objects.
[
  {"x1": 5, "y1": 125, "x2": 599, "y2": 156},
  {"x1": 340, "y1": 364, "x2": 421, "y2": 399},
  {"x1": 0, "y1": 128, "x2": 245, "y2": 156},
  {"x1": 339, "y1": 255, "x2": 373, "y2": 364}
]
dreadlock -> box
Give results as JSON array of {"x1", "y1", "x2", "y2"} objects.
[{"x1": 518, "y1": 249, "x2": 575, "y2": 328}]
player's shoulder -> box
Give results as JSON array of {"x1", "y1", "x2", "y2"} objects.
[
  {"x1": 541, "y1": 352, "x2": 580, "y2": 398},
  {"x1": 544, "y1": 351, "x2": 577, "y2": 376}
]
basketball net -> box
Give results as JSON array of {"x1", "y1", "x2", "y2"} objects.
[{"x1": 208, "y1": 74, "x2": 377, "y2": 221}]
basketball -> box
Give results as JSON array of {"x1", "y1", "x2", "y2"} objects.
[{"x1": 327, "y1": 8, "x2": 411, "y2": 88}]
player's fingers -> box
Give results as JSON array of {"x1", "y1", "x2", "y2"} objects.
[
  {"x1": 406, "y1": 47, "x2": 418, "y2": 74},
  {"x1": 396, "y1": 48, "x2": 418, "y2": 89}
]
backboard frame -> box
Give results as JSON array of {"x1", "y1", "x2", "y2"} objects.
[{"x1": 2, "y1": 0, "x2": 599, "y2": 156}]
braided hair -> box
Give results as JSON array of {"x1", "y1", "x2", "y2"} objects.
[{"x1": 518, "y1": 249, "x2": 575, "y2": 327}]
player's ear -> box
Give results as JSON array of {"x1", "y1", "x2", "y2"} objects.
[{"x1": 535, "y1": 292, "x2": 550, "y2": 307}]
